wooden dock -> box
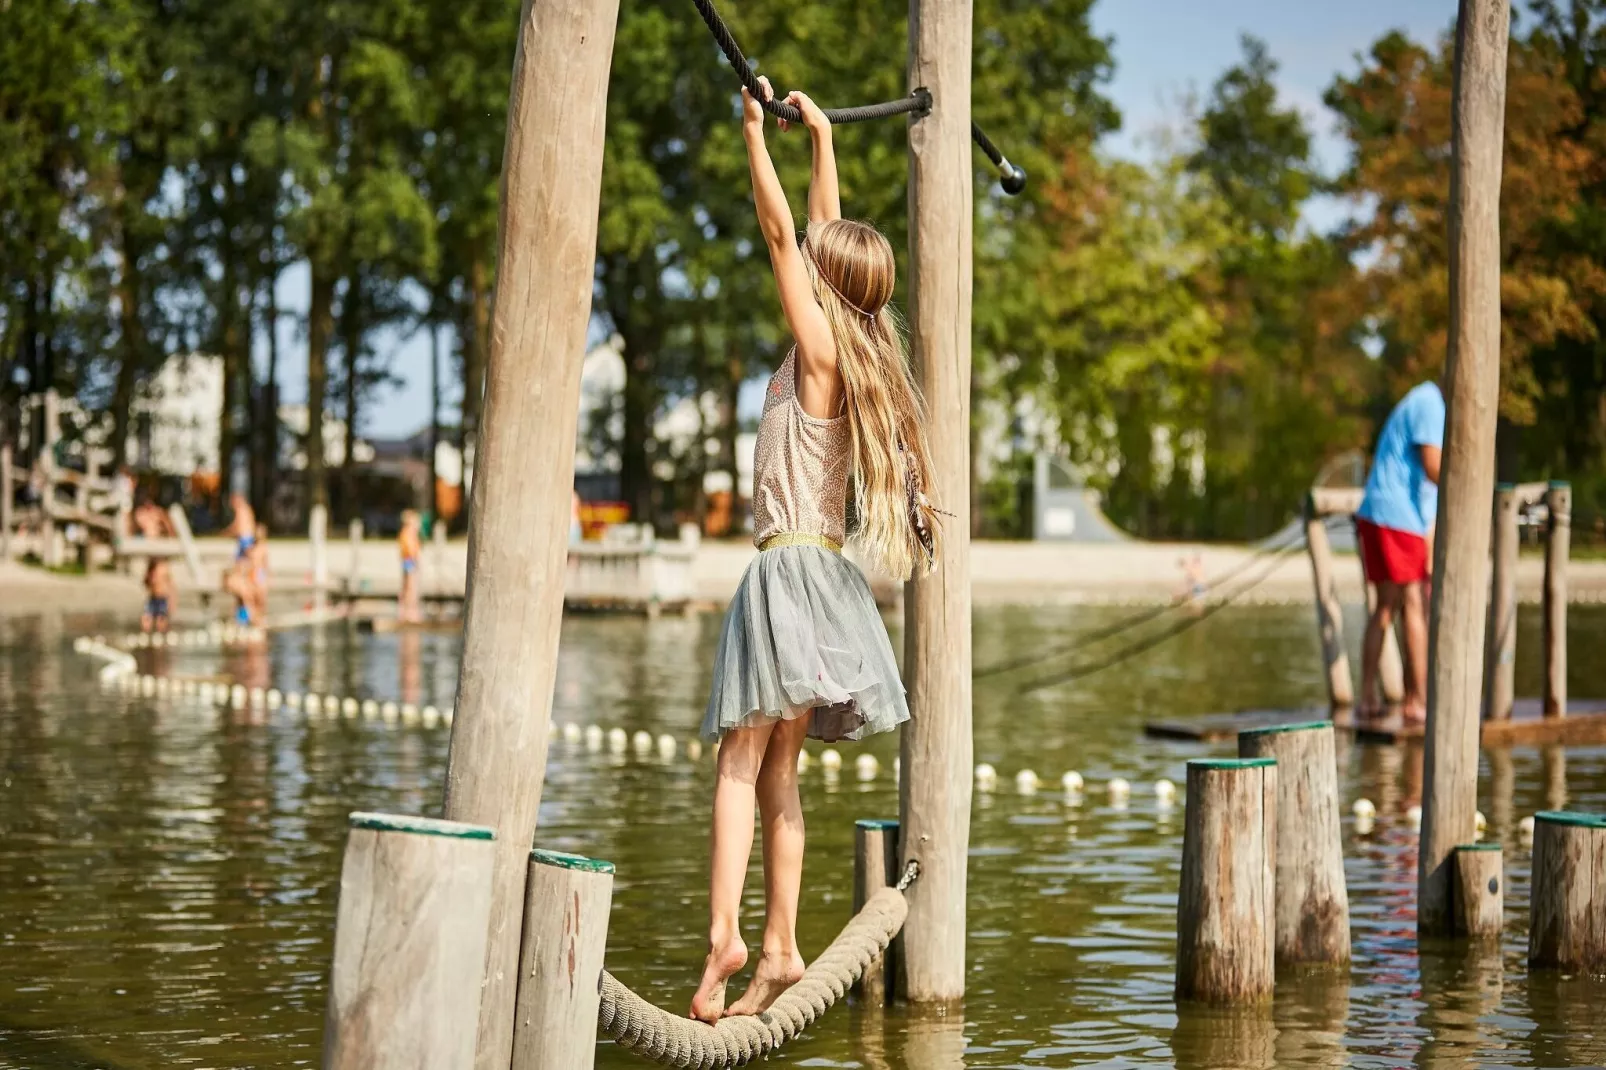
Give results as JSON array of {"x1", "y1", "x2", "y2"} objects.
[{"x1": 1146, "y1": 700, "x2": 1606, "y2": 747}]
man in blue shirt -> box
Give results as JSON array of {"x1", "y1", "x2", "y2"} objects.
[{"x1": 1355, "y1": 381, "x2": 1445, "y2": 723}]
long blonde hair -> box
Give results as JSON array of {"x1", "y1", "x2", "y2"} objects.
[{"x1": 802, "y1": 219, "x2": 942, "y2": 580}]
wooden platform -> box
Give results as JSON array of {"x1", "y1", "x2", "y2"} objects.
[{"x1": 1146, "y1": 700, "x2": 1606, "y2": 747}]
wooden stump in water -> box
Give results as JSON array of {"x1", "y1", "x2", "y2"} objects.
[
  {"x1": 1176, "y1": 758, "x2": 1277, "y2": 1004},
  {"x1": 323, "y1": 813, "x2": 496, "y2": 1070},
  {"x1": 1452, "y1": 843, "x2": 1502, "y2": 939},
  {"x1": 1543, "y1": 482, "x2": 1570, "y2": 718},
  {"x1": 511, "y1": 850, "x2": 614, "y2": 1070},
  {"x1": 854, "y1": 819, "x2": 901, "y2": 1005},
  {"x1": 1238, "y1": 722, "x2": 1349, "y2": 967},
  {"x1": 1528, "y1": 811, "x2": 1606, "y2": 973}
]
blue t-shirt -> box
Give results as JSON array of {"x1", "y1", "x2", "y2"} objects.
[{"x1": 1358, "y1": 382, "x2": 1446, "y2": 535}]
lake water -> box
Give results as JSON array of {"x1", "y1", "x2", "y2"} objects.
[{"x1": 2, "y1": 602, "x2": 1604, "y2": 1068}]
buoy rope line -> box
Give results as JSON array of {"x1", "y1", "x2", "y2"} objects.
[
  {"x1": 1014, "y1": 535, "x2": 1314, "y2": 694},
  {"x1": 598, "y1": 868, "x2": 916, "y2": 1066},
  {"x1": 687, "y1": 0, "x2": 1027, "y2": 193},
  {"x1": 976, "y1": 516, "x2": 1337, "y2": 682}
]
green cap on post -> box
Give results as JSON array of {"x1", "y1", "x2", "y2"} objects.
[
  {"x1": 1189, "y1": 757, "x2": 1277, "y2": 770},
  {"x1": 1239, "y1": 720, "x2": 1331, "y2": 739},
  {"x1": 856, "y1": 818, "x2": 900, "y2": 831},
  {"x1": 531, "y1": 848, "x2": 616, "y2": 875},
  {"x1": 1535, "y1": 811, "x2": 1606, "y2": 830},
  {"x1": 349, "y1": 811, "x2": 496, "y2": 841},
  {"x1": 1454, "y1": 842, "x2": 1502, "y2": 852}
]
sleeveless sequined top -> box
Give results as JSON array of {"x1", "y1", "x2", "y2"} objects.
[{"x1": 751, "y1": 349, "x2": 851, "y2": 548}]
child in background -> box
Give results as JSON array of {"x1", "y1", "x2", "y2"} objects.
[
  {"x1": 247, "y1": 524, "x2": 270, "y2": 624},
  {"x1": 398, "y1": 510, "x2": 422, "y2": 623},
  {"x1": 142, "y1": 558, "x2": 175, "y2": 633}
]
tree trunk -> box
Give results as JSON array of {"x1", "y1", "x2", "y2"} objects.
[
  {"x1": 620, "y1": 331, "x2": 654, "y2": 525},
  {"x1": 340, "y1": 272, "x2": 364, "y2": 519},
  {"x1": 218, "y1": 262, "x2": 241, "y2": 504},
  {"x1": 307, "y1": 266, "x2": 335, "y2": 511},
  {"x1": 111, "y1": 196, "x2": 148, "y2": 470},
  {"x1": 260, "y1": 274, "x2": 282, "y2": 521}
]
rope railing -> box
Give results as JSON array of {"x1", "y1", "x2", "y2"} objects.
[
  {"x1": 598, "y1": 881, "x2": 910, "y2": 1067},
  {"x1": 688, "y1": 0, "x2": 1026, "y2": 194}
]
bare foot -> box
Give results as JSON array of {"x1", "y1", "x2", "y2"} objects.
[
  {"x1": 1402, "y1": 701, "x2": 1427, "y2": 725},
  {"x1": 725, "y1": 949, "x2": 805, "y2": 1017},
  {"x1": 689, "y1": 936, "x2": 747, "y2": 1024}
]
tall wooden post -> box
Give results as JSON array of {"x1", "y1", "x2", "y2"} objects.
[
  {"x1": 440, "y1": 1, "x2": 620, "y2": 1066},
  {"x1": 1418, "y1": 0, "x2": 1509, "y2": 938},
  {"x1": 323, "y1": 813, "x2": 496, "y2": 1070},
  {"x1": 1483, "y1": 484, "x2": 1518, "y2": 720},
  {"x1": 1542, "y1": 481, "x2": 1570, "y2": 717},
  {"x1": 1304, "y1": 500, "x2": 1353, "y2": 709},
  {"x1": 899, "y1": 0, "x2": 974, "y2": 1006}
]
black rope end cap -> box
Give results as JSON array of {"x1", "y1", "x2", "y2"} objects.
[{"x1": 1000, "y1": 162, "x2": 1027, "y2": 196}]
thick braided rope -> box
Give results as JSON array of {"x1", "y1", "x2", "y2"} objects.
[{"x1": 598, "y1": 886, "x2": 907, "y2": 1067}]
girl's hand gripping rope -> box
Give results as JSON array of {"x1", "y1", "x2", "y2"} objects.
[{"x1": 742, "y1": 76, "x2": 788, "y2": 133}]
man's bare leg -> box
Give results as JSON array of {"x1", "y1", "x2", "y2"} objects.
[
  {"x1": 1400, "y1": 580, "x2": 1429, "y2": 723},
  {"x1": 1361, "y1": 582, "x2": 1403, "y2": 720}
]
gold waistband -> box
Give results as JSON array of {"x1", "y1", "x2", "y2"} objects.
[{"x1": 758, "y1": 532, "x2": 843, "y2": 554}]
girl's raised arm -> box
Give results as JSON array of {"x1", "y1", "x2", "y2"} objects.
[
  {"x1": 785, "y1": 91, "x2": 840, "y2": 224},
  {"x1": 743, "y1": 79, "x2": 833, "y2": 367}
]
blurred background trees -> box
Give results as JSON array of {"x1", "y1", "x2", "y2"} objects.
[{"x1": 2, "y1": 0, "x2": 1603, "y2": 540}]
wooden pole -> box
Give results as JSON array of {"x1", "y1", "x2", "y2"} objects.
[
  {"x1": 440, "y1": 2, "x2": 620, "y2": 1065},
  {"x1": 40, "y1": 389, "x2": 60, "y2": 567},
  {"x1": 310, "y1": 503, "x2": 329, "y2": 614},
  {"x1": 1304, "y1": 499, "x2": 1353, "y2": 709},
  {"x1": 1237, "y1": 722, "x2": 1349, "y2": 967},
  {"x1": 323, "y1": 812, "x2": 496, "y2": 1070},
  {"x1": 1451, "y1": 843, "x2": 1502, "y2": 940},
  {"x1": 1176, "y1": 758, "x2": 1277, "y2": 1005},
  {"x1": 1542, "y1": 481, "x2": 1570, "y2": 717},
  {"x1": 1, "y1": 443, "x2": 12, "y2": 559},
  {"x1": 509, "y1": 850, "x2": 614, "y2": 1070},
  {"x1": 1527, "y1": 811, "x2": 1606, "y2": 973},
  {"x1": 1364, "y1": 581, "x2": 1406, "y2": 705},
  {"x1": 854, "y1": 819, "x2": 901, "y2": 1005},
  {"x1": 348, "y1": 518, "x2": 364, "y2": 593},
  {"x1": 899, "y1": 0, "x2": 974, "y2": 1007},
  {"x1": 1418, "y1": 0, "x2": 1509, "y2": 938},
  {"x1": 1483, "y1": 483, "x2": 1518, "y2": 720}
]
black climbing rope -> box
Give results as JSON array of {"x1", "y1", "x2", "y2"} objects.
[
  {"x1": 1010, "y1": 534, "x2": 1316, "y2": 694},
  {"x1": 688, "y1": 0, "x2": 1026, "y2": 193}
]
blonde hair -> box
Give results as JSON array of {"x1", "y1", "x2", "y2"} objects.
[{"x1": 802, "y1": 219, "x2": 942, "y2": 580}]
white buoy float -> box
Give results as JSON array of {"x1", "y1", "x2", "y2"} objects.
[
  {"x1": 1061, "y1": 771, "x2": 1084, "y2": 796},
  {"x1": 1107, "y1": 777, "x2": 1131, "y2": 802},
  {"x1": 422, "y1": 705, "x2": 440, "y2": 728},
  {"x1": 608, "y1": 727, "x2": 628, "y2": 752},
  {"x1": 1354, "y1": 813, "x2": 1376, "y2": 837},
  {"x1": 584, "y1": 724, "x2": 604, "y2": 751},
  {"x1": 974, "y1": 763, "x2": 997, "y2": 790},
  {"x1": 1015, "y1": 769, "x2": 1040, "y2": 795},
  {"x1": 1154, "y1": 778, "x2": 1177, "y2": 806},
  {"x1": 1352, "y1": 798, "x2": 1376, "y2": 820},
  {"x1": 820, "y1": 748, "x2": 843, "y2": 772},
  {"x1": 1518, "y1": 815, "x2": 1536, "y2": 843},
  {"x1": 632, "y1": 730, "x2": 653, "y2": 755},
  {"x1": 1406, "y1": 804, "x2": 1423, "y2": 829},
  {"x1": 303, "y1": 693, "x2": 320, "y2": 715},
  {"x1": 229, "y1": 684, "x2": 247, "y2": 708},
  {"x1": 381, "y1": 701, "x2": 399, "y2": 723},
  {"x1": 856, "y1": 754, "x2": 879, "y2": 781},
  {"x1": 285, "y1": 691, "x2": 302, "y2": 709},
  {"x1": 248, "y1": 686, "x2": 265, "y2": 707},
  {"x1": 443, "y1": 705, "x2": 455, "y2": 725},
  {"x1": 687, "y1": 739, "x2": 703, "y2": 761},
  {"x1": 342, "y1": 697, "x2": 360, "y2": 718},
  {"x1": 400, "y1": 703, "x2": 419, "y2": 724},
  {"x1": 563, "y1": 722, "x2": 583, "y2": 744},
  {"x1": 657, "y1": 734, "x2": 677, "y2": 761},
  {"x1": 892, "y1": 756, "x2": 900, "y2": 782},
  {"x1": 796, "y1": 749, "x2": 812, "y2": 773}
]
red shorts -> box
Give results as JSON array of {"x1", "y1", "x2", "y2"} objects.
[{"x1": 1356, "y1": 518, "x2": 1429, "y2": 585}]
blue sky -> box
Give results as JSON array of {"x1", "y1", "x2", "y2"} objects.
[{"x1": 262, "y1": 0, "x2": 1456, "y2": 440}]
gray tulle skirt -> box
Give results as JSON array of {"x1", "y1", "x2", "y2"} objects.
[{"x1": 701, "y1": 544, "x2": 909, "y2": 743}]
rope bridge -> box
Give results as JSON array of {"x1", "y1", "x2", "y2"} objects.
[
  {"x1": 598, "y1": 866, "x2": 916, "y2": 1067},
  {"x1": 688, "y1": 0, "x2": 1027, "y2": 194}
]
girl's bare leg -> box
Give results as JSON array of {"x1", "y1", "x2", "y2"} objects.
[
  {"x1": 727, "y1": 711, "x2": 811, "y2": 1016},
  {"x1": 689, "y1": 721, "x2": 773, "y2": 1022}
]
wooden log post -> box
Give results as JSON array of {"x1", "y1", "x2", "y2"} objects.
[
  {"x1": 323, "y1": 812, "x2": 496, "y2": 1070},
  {"x1": 1542, "y1": 481, "x2": 1570, "y2": 718},
  {"x1": 440, "y1": 2, "x2": 621, "y2": 1066},
  {"x1": 1483, "y1": 484, "x2": 1518, "y2": 720},
  {"x1": 348, "y1": 518, "x2": 364, "y2": 593},
  {"x1": 854, "y1": 819, "x2": 901, "y2": 1005},
  {"x1": 310, "y1": 503, "x2": 329, "y2": 614},
  {"x1": 1527, "y1": 811, "x2": 1606, "y2": 973},
  {"x1": 1303, "y1": 498, "x2": 1354, "y2": 709},
  {"x1": 1, "y1": 443, "x2": 12, "y2": 559},
  {"x1": 1176, "y1": 758, "x2": 1277, "y2": 1005},
  {"x1": 1418, "y1": 0, "x2": 1510, "y2": 938},
  {"x1": 1237, "y1": 722, "x2": 1349, "y2": 967},
  {"x1": 1451, "y1": 843, "x2": 1502, "y2": 940},
  {"x1": 898, "y1": 0, "x2": 974, "y2": 1007},
  {"x1": 510, "y1": 850, "x2": 614, "y2": 1070}
]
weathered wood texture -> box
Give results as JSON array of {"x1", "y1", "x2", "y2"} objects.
[
  {"x1": 1238, "y1": 723, "x2": 1349, "y2": 967},
  {"x1": 1543, "y1": 482, "x2": 1570, "y2": 717},
  {"x1": 854, "y1": 820, "x2": 901, "y2": 1005},
  {"x1": 1304, "y1": 505, "x2": 1353, "y2": 708},
  {"x1": 899, "y1": 0, "x2": 974, "y2": 1006},
  {"x1": 1527, "y1": 812, "x2": 1606, "y2": 973},
  {"x1": 1364, "y1": 581, "x2": 1406, "y2": 705},
  {"x1": 510, "y1": 851, "x2": 614, "y2": 1070},
  {"x1": 323, "y1": 814, "x2": 496, "y2": 1070},
  {"x1": 1419, "y1": 0, "x2": 1510, "y2": 938},
  {"x1": 1483, "y1": 485, "x2": 1518, "y2": 720},
  {"x1": 1176, "y1": 759, "x2": 1277, "y2": 1004},
  {"x1": 439, "y1": 1, "x2": 621, "y2": 1066},
  {"x1": 1451, "y1": 844, "x2": 1502, "y2": 939}
]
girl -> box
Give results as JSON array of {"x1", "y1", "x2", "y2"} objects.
[
  {"x1": 398, "y1": 510, "x2": 422, "y2": 623},
  {"x1": 689, "y1": 77, "x2": 943, "y2": 1023}
]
